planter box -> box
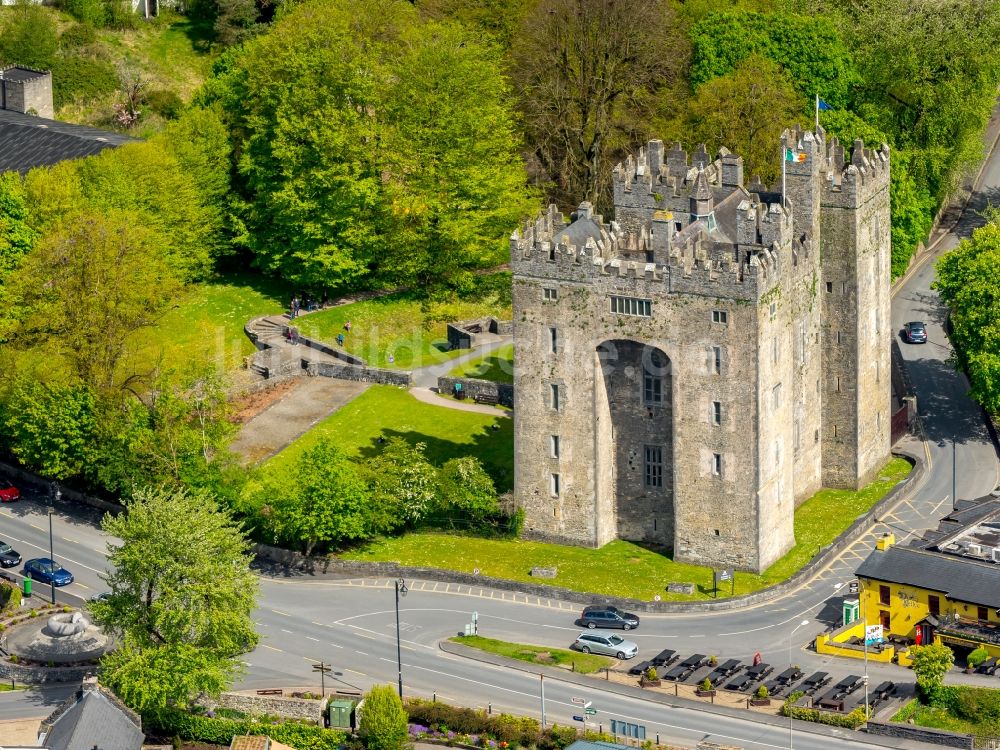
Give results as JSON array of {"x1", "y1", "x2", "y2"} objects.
[
  {"x1": 695, "y1": 689, "x2": 716, "y2": 698},
  {"x1": 639, "y1": 678, "x2": 662, "y2": 688},
  {"x1": 750, "y1": 698, "x2": 771, "y2": 707}
]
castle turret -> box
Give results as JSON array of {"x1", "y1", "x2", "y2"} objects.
[{"x1": 690, "y1": 170, "x2": 713, "y2": 220}]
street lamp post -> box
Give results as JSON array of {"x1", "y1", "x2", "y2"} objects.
[
  {"x1": 788, "y1": 619, "x2": 810, "y2": 749},
  {"x1": 394, "y1": 578, "x2": 408, "y2": 699},
  {"x1": 861, "y1": 580, "x2": 870, "y2": 721},
  {"x1": 47, "y1": 507, "x2": 56, "y2": 605},
  {"x1": 952, "y1": 438, "x2": 958, "y2": 511}
]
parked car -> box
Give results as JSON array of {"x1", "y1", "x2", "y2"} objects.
[
  {"x1": 0, "y1": 480, "x2": 20, "y2": 503},
  {"x1": 88, "y1": 591, "x2": 111, "y2": 603},
  {"x1": 903, "y1": 321, "x2": 928, "y2": 343},
  {"x1": 579, "y1": 605, "x2": 640, "y2": 630},
  {"x1": 572, "y1": 630, "x2": 638, "y2": 659},
  {"x1": 23, "y1": 558, "x2": 73, "y2": 586},
  {"x1": 0, "y1": 541, "x2": 21, "y2": 568}
]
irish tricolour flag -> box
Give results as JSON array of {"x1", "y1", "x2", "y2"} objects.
[{"x1": 785, "y1": 148, "x2": 807, "y2": 162}]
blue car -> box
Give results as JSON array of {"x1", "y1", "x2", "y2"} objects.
[{"x1": 24, "y1": 558, "x2": 74, "y2": 586}]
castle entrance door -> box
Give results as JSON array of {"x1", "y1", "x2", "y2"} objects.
[{"x1": 595, "y1": 340, "x2": 673, "y2": 550}]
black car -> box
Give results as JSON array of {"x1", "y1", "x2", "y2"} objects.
[
  {"x1": 579, "y1": 605, "x2": 640, "y2": 630},
  {"x1": 0, "y1": 541, "x2": 21, "y2": 568},
  {"x1": 903, "y1": 321, "x2": 928, "y2": 343}
]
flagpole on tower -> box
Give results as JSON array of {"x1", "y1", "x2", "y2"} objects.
[{"x1": 815, "y1": 93, "x2": 820, "y2": 131}]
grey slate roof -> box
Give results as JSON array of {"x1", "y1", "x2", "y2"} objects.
[
  {"x1": 856, "y1": 545, "x2": 1000, "y2": 608},
  {"x1": 0, "y1": 109, "x2": 135, "y2": 174},
  {"x1": 558, "y1": 216, "x2": 604, "y2": 248},
  {"x1": 42, "y1": 688, "x2": 144, "y2": 750}
]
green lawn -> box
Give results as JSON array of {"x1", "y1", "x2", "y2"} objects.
[
  {"x1": 892, "y1": 699, "x2": 991, "y2": 736},
  {"x1": 451, "y1": 635, "x2": 611, "y2": 674},
  {"x1": 449, "y1": 344, "x2": 515, "y2": 384},
  {"x1": 264, "y1": 385, "x2": 514, "y2": 491},
  {"x1": 134, "y1": 271, "x2": 289, "y2": 375},
  {"x1": 293, "y1": 291, "x2": 511, "y2": 370},
  {"x1": 341, "y1": 457, "x2": 912, "y2": 600}
]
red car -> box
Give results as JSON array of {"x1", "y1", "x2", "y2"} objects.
[{"x1": 0, "y1": 480, "x2": 20, "y2": 503}]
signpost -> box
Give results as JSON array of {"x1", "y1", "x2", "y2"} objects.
[
  {"x1": 713, "y1": 569, "x2": 735, "y2": 598},
  {"x1": 585, "y1": 708, "x2": 597, "y2": 715},
  {"x1": 312, "y1": 661, "x2": 332, "y2": 697},
  {"x1": 848, "y1": 581, "x2": 860, "y2": 596}
]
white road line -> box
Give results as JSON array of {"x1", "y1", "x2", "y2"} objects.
[
  {"x1": 306, "y1": 636, "x2": 319, "y2": 642},
  {"x1": 355, "y1": 651, "x2": 368, "y2": 656},
  {"x1": 281, "y1": 629, "x2": 292, "y2": 634}
]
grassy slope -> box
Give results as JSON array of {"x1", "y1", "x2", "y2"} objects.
[
  {"x1": 264, "y1": 385, "x2": 514, "y2": 491},
  {"x1": 293, "y1": 292, "x2": 511, "y2": 370},
  {"x1": 892, "y1": 699, "x2": 989, "y2": 735},
  {"x1": 451, "y1": 635, "x2": 611, "y2": 674},
  {"x1": 342, "y1": 457, "x2": 913, "y2": 600},
  {"x1": 449, "y1": 344, "x2": 515, "y2": 384}
]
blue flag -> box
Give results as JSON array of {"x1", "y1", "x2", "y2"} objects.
[{"x1": 818, "y1": 99, "x2": 834, "y2": 111}]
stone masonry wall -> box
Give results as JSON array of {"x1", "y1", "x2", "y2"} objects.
[
  {"x1": 202, "y1": 692, "x2": 326, "y2": 725},
  {"x1": 307, "y1": 361, "x2": 411, "y2": 386},
  {"x1": 866, "y1": 721, "x2": 973, "y2": 749},
  {"x1": 437, "y1": 376, "x2": 513, "y2": 408}
]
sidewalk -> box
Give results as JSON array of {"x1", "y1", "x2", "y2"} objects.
[{"x1": 409, "y1": 386, "x2": 511, "y2": 417}]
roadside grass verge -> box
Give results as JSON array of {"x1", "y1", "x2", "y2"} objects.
[
  {"x1": 134, "y1": 271, "x2": 289, "y2": 375},
  {"x1": 264, "y1": 385, "x2": 514, "y2": 491},
  {"x1": 341, "y1": 457, "x2": 912, "y2": 600},
  {"x1": 451, "y1": 635, "x2": 611, "y2": 674},
  {"x1": 891, "y1": 699, "x2": 986, "y2": 735},
  {"x1": 294, "y1": 291, "x2": 511, "y2": 370},
  {"x1": 449, "y1": 344, "x2": 514, "y2": 384}
]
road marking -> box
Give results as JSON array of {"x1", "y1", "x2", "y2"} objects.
[
  {"x1": 355, "y1": 651, "x2": 368, "y2": 656},
  {"x1": 343, "y1": 668, "x2": 364, "y2": 676},
  {"x1": 281, "y1": 629, "x2": 292, "y2": 634},
  {"x1": 271, "y1": 609, "x2": 291, "y2": 617},
  {"x1": 688, "y1": 634, "x2": 705, "y2": 638},
  {"x1": 261, "y1": 644, "x2": 283, "y2": 652},
  {"x1": 312, "y1": 621, "x2": 331, "y2": 627},
  {"x1": 329, "y1": 643, "x2": 343, "y2": 649},
  {"x1": 306, "y1": 636, "x2": 319, "y2": 642}
]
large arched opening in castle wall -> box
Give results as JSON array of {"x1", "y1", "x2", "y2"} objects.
[{"x1": 595, "y1": 340, "x2": 674, "y2": 551}]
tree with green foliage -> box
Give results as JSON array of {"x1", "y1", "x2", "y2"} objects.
[
  {"x1": 909, "y1": 642, "x2": 955, "y2": 704},
  {"x1": 366, "y1": 438, "x2": 437, "y2": 527},
  {"x1": 255, "y1": 442, "x2": 375, "y2": 554},
  {"x1": 667, "y1": 55, "x2": 802, "y2": 185},
  {"x1": 0, "y1": 4, "x2": 59, "y2": 70},
  {"x1": 435, "y1": 456, "x2": 499, "y2": 529},
  {"x1": 0, "y1": 379, "x2": 96, "y2": 479},
  {"x1": 92, "y1": 486, "x2": 258, "y2": 712},
  {"x1": 416, "y1": 0, "x2": 535, "y2": 50},
  {"x1": 689, "y1": 10, "x2": 859, "y2": 109},
  {"x1": 0, "y1": 173, "x2": 35, "y2": 279},
  {"x1": 7, "y1": 209, "x2": 181, "y2": 396},
  {"x1": 359, "y1": 684, "x2": 408, "y2": 750},
  {"x1": 511, "y1": 0, "x2": 685, "y2": 209},
  {"x1": 381, "y1": 20, "x2": 536, "y2": 287},
  {"x1": 935, "y1": 219, "x2": 1000, "y2": 414}
]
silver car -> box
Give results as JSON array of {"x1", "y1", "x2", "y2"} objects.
[{"x1": 573, "y1": 630, "x2": 638, "y2": 659}]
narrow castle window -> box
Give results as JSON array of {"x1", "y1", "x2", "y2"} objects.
[
  {"x1": 643, "y1": 373, "x2": 663, "y2": 405},
  {"x1": 712, "y1": 453, "x2": 722, "y2": 476},
  {"x1": 826, "y1": 281, "x2": 833, "y2": 293},
  {"x1": 550, "y1": 473, "x2": 560, "y2": 497},
  {"x1": 547, "y1": 245, "x2": 555, "y2": 261},
  {"x1": 712, "y1": 401, "x2": 722, "y2": 426},
  {"x1": 550, "y1": 383, "x2": 560, "y2": 410},
  {"x1": 644, "y1": 445, "x2": 663, "y2": 488},
  {"x1": 794, "y1": 418, "x2": 801, "y2": 451},
  {"x1": 551, "y1": 435, "x2": 560, "y2": 458},
  {"x1": 837, "y1": 331, "x2": 842, "y2": 345},
  {"x1": 543, "y1": 287, "x2": 558, "y2": 301},
  {"x1": 835, "y1": 376, "x2": 841, "y2": 393},
  {"x1": 712, "y1": 346, "x2": 722, "y2": 374},
  {"x1": 772, "y1": 383, "x2": 782, "y2": 410},
  {"x1": 769, "y1": 301, "x2": 777, "y2": 320},
  {"x1": 549, "y1": 327, "x2": 558, "y2": 353},
  {"x1": 712, "y1": 310, "x2": 728, "y2": 324},
  {"x1": 771, "y1": 337, "x2": 779, "y2": 365}
]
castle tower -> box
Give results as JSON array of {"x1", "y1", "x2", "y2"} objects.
[
  {"x1": 510, "y1": 130, "x2": 891, "y2": 574},
  {"x1": 820, "y1": 138, "x2": 892, "y2": 488},
  {"x1": 0, "y1": 66, "x2": 54, "y2": 119}
]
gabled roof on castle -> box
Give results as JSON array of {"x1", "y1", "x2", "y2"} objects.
[
  {"x1": 39, "y1": 680, "x2": 144, "y2": 750},
  {"x1": 0, "y1": 108, "x2": 135, "y2": 174}
]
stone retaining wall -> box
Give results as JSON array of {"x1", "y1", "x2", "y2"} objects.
[
  {"x1": 447, "y1": 318, "x2": 512, "y2": 350},
  {"x1": 202, "y1": 691, "x2": 326, "y2": 725},
  {"x1": 866, "y1": 720, "x2": 973, "y2": 749},
  {"x1": 306, "y1": 362, "x2": 411, "y2": 386},
  {"x1": 0, "y1": 661, "x2": 93, "y2": 684},
  {"x1": 437, "y1": 376, "x2": 513, "y2": 408},
  {"x1": 254, "y1": 448, "x2": 923, "y2": 613}
]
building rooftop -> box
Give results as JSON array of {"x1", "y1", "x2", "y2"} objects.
[
  {"x1": 0, "y1": 108, "x2": 135, "y2": 174},
  {"x1": 856, "y1": 545, "x2": 1000, "y2": 608},
  {"x1": 39, "y1": 679, "x2": 144, "y2": 750},
  {"x1": 0, "y1": 65, "x2": 49, "y2": 82}
]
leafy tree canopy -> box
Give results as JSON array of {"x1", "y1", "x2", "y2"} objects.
[
  {"x1": 909, "y1": 642, "x2": 955, "y2": 704},
  {"x1": 359, "y1": 684, "x2": 408, "y2": 750},
  {"x1": 93, "y1": 486, "x2": 259, "y2": 712}
]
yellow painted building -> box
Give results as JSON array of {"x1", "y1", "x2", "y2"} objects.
[{"x1": 854, "y1": 506, "x2": 1000, "y2": 663}]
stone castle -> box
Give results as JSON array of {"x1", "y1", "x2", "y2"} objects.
[{"x1": 510, "y1": 127, "x2": 892, "y2": 573}]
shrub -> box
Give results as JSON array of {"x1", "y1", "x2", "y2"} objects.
[
  {"x1": 60, "y1": 23, "x2": 99, "y2": 49},
  {"x1": 50, "y1": 55, "x2": 118, "y2": 108},
  {"x1": 755, "y1": 685, "x2": 769, "y2": 700},
  {"x1": 644, "y1": 666, "x2": 657, "y2": 681},
  {"x1": 967, "y1": 648, "x2": 990, "y2": 669},
  {"x1": 146, "y1": 89, "x2": 185, "y2": 120},
  {"x1": 145, "y1": 708, "x2": 346, "y2": 750},
  {"x1": 700, "y1": 678, "x2": 712, "y2": 692},
  {"x1": 62, "y1": 0, "x2": 108, "y2": 28},
  {"x1": 708, "y1": 655, "x2": 718, "y2": 667},
  {"x1": 359, "y1": 685, "x2": 408, "y2": 750},
  {"x1": 0, "y1": 581, "x2": 22, "y2": 613},
  {"x1": 779, "y1": 703, "x2": 867, "y2": 729}
]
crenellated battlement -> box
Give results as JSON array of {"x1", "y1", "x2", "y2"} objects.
[{"x1": 821, "y1": 136, "x2": 890, "y2": 208}]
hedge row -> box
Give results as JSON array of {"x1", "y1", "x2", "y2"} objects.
[
  {"x1": 0, "y1": 581, "x2": 22, "y2": 614},
  {"x1": 936, "y1": 686, "x2": 1000, "y2": 727},
  {"x1": 405, "y1": 699, "x2": 589, "y2": 749},
  {"x1": 145, "y1": 708, "x2": 346, "y2": 750},
  {"x1": 779, "y1": 703, "x2": 867, "y2": 730}
]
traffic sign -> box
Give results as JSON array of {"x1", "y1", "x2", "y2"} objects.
[
  {"x1": 571, "y1": 697, "x2": 586, "y2": 705},
  {"x1": 718, "y1": 569, "x2": 733, "y2": 582},
  {"x1": 585, "y1": 708, "x2": 597, "y2": 715},
  {"x1": 572, "y1": 715, "x2": 584, "y2": 723},
  {"x1": 848, "y1": 581, "x2": 860, "y2": 595}
]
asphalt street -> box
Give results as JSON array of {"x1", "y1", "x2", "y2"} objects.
[{"x1": 2, "y1": 114, "x2": 1000, "y2": 744}]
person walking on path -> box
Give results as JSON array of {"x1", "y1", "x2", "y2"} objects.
[{"x1": 290, "y1": 296, "x2": 300, "y2": 319}]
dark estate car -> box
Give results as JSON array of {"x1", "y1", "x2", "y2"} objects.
[
  {"x1": 579, "y1": 605, "x2": 640, "y2": 630},
  {"x1": 0, "y1": 480, "x2": 20, "y2": 503},
  {"x1": 24, "y1": 558, "x2": 73, "y2": 586},
  {"x1": 903, "y1": 321, "x2": 928, "y2": 343},
  {"x1": 0, "y1": 541, "x2": 22, "y2": 568}
]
